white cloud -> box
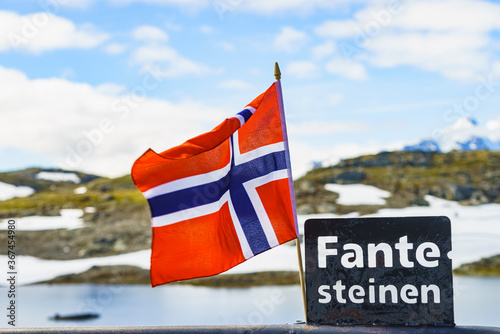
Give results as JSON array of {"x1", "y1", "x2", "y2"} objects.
[
  {"x1": 132, "y1": 25, "x2": 168, "y2": 43},
  {"x1": 57, "y1": 0, "x2": 96, "y2": 7},
  {"x1": 365, "y1": 31, "x2": 490, "y2": 81},
  {"x1": 288, "y1": 139, "x2": 385, "y2": 178},
  {"x1": 283, "y1": 83, "x2": 344, "y2": 115},
  {"x1": 311, "y1": 40, "x2": 337, "y2": 60},
  {"x1": 0, "y1": 66, "x2": 226, "y2": 178},
  {"x1": 130, "y1": 45, "x2": 213, "y2": 78},
  {"x1": 289, "y1": 120, "x2": 368, "y2": 136},
  {"x1": 273, "y1": 26, "x2": 308, "y2": 53},
  {"x1": 129, "y1": 24, "x2": 216, "y2": 78},
  {"x1": 486, "y1": 119, "x2": 500, "y2": 132},
  {"x1": 237, "y1": 0, "x2": 364, "y2": 15},
  {"x1": 199, "y1": 25, "x2": 214, "y2": 34},
  {"x1": 163, "y1": 21, "x2": 183, "y2": 32},
  {"x1": 47, "y1": 0, "x2": 366, "y2": 14},
  {"x1": 0, "y1": 10, "x2": 109, "y2": 53},
  {"x1": 324, "y1": 142, "x2": 388, "y2": 165},
  {"x1": 368, "y1": 0, "x2": 500, "y2": 81},
  {"x1": 60, "y1": 67, "x2": 76, "y2": 80},
  {"x1": 44, "y1": 0, "x2": 97, "y2": 8},
  {"x1": 103, "y1": 42, "x2": 128, "y2": 55},
  {"x1": 349, "y1": 99, "x2": 453, "y2": 115},
  {"x1": 217, "y1": 41, "x2": 235, "y2": 52},
  {"x1": 313, "y1": 0, "x2": 500, "y2": 82},
  {"x1": 219, "y1": 79, "x2": 254, "y2": 91},
  {"x1": 493, "y1": 61, "x2": 500, "y2": 80},
  {"x1": 286, "y1": 61, "x2": 319, "y2": 79},
  {"x1": 108, "y1": 0, "x2": 209, "y2": 9},
  {"x1": 386, "y1": 0, "x2": 500, "y2": 33},
  {"x1": 96, "y1": 83, "x2": 127, "y2": 96},
  {"x1": 314, "y1": 20, "x2": 359, "y2": 39},
  {"x1": 325, "y1": 57, "x2": 367, "y2": 80}
]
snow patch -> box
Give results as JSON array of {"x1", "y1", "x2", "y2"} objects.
[
  {"x1": 325, "y1": 183, "x2": 391, "y2": 205},
  {"x1": 0, "y1": 250, "x2": 151, "y2": 286},
  {"x1": 74, "y1": 186, "x2": 87, "y2": 194},
  {"x1": 0, "y1": 181, "x2": 35, "y2": 200},
  {"x1": 0, "y1": 209, "x2": 85, "y2": 231},
  {"x1": 36, "y1": 171, "x2": 81, "y2": 183},
  {"x1": 84, "y1": 206, "x2": 96, "y2": 213}
]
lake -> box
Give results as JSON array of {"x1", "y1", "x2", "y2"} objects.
[{"x1": 1, "y1": 276, "x2": 499, "y2": 328}]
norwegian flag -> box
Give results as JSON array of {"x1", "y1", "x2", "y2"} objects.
[{"x1": 132, "y1": 82, "x2": 298, "y2": 286}]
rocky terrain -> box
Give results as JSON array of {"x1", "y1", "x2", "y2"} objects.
[
  {"x1": 295, "y1": 150, "x2": 500, "y2": 215},
  {"x1": 453, "y1": 255, "x2": 500, "y2": 276},
  {"x1": 39, "y1": 266, "x2": 300, "y2": 287},
  {"x1": 0, "y1": 169, "x2": 151, "y2": 260},
  {"x1": 1, "y1": 150, "x2": 499, "y2": 285}
]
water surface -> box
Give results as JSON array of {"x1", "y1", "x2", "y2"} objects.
[{"x1": 1, "y1": 276, "x2": 499, "y2": 328}]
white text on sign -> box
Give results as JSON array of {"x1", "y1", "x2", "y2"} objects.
[
  {"x1": 316, "y1": 235, "x2": 442, "y2": 305},
  {"x1": 318, "y1": 235, "x2": 440, "y2": 269}
]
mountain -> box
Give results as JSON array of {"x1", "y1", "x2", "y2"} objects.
[
  {"x1": 0, "y1": 168, "x2": 151, "y2": 260},
  {"x1": 295, "y1": 150, "x2": 500, "y2": 215},
  {"x1": 403, "y1": 117, "x2": 500, "y2": 152}
]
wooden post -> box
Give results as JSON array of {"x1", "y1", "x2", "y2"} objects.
[
  {"x1": 296, "y1": 237, "x2": 307, "y2": 322},
  {"x1": 274, "y1": 62, "x2": 307, "y2": 322}
]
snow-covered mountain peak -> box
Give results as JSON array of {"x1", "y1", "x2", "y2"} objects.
[
  {"x1": 451, "y1": 117, "x2": 478, "y2": 130},
  {"x1": 403, "y1": 115, "x2": 500, "y2": 153}
]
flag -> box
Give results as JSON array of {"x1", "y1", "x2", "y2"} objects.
[{"x1": 131, "y1": 81, "x2": 298, "y2": 287}]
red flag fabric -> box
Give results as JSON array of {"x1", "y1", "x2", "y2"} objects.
[{"x1": 132, "y1": 82, "x2": 298, "y2": 287}]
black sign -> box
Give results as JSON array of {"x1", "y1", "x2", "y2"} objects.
[{"x1": 305, "y1": 216, "x2": 454, "y2": 326}]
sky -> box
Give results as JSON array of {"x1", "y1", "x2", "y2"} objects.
[{"x1": 1, "y1": 0, "x2": 500, "y2": 178}]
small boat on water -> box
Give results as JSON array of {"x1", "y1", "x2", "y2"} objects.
[{"x1": 50, "y1": 313, "x2": 100, "y2": 321}]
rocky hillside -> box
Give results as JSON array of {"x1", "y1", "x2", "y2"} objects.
[
  {"x1": 0, "y1": 168, "x2": 151, "y2": 260},
  {"x1": 294, "y1": 150, "x2": 500, "y2": 215},
  {"x1": 453, "y1": 255, "x2": 500, "y2": 276}
]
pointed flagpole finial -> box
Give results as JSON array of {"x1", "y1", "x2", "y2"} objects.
[{"x1": 274, "y1": 62, "x2": 281, "y2": 81}]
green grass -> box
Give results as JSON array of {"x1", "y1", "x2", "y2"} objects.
[{"x1": 0, "y1": 172, "x2": 147, "y2": 219}]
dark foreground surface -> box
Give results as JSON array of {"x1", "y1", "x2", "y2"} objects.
[{"x1": 3, "y1": 325, "x2": 500, "y2": 334}]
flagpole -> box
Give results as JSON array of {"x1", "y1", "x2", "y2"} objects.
[{"x1": 274, "y1": 62, "x2": 307, "y2": 323}]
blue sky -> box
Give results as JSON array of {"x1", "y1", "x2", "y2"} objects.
[{"x1": 1, "y1": 0, "x2": 500, "y2": 177}]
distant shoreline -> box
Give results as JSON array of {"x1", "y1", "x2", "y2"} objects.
[
  {"x1": 453, "y1": 254, "x2": 500, "y2": 276},
  {"x1": 35, "y1": 254, "x2": 500, "y2": 287},
  {"x1": 36, "y1": 266, "x2": 301, "y2": 287}
]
